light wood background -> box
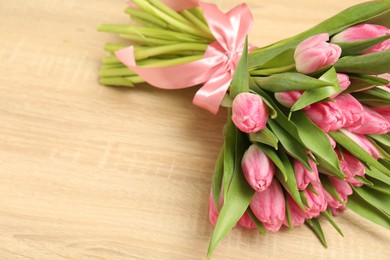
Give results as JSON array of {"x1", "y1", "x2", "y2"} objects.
[{"x1": 0, "y1": 0, "x2": 389, "y2": 259}]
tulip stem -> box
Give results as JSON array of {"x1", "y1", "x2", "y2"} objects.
[
  {"x1": 133, "y1": 43, "x2": 208, "y2": 60},
  {"x1": 180, "y1": 9, "x2": 213, "y2": 39},
  {"x1": 124, "y1": 7, "x2": 168, "y2": 29},
  {"x1": 131, "y1": 0, "x2": 213, "y2": 40},
  {"x1": 100, "y1": 76, "x2": 144, "y2": 87},
  {"x1": 250, "y1": 64, "x2": 296, "y2": 76},
  {"x1": 99, "y1": 67, "x2": 136, "y2": 77}
]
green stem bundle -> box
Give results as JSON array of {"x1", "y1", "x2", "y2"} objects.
[{"x1": 98, "y1": 0, "x2": 214, "y2": 87}]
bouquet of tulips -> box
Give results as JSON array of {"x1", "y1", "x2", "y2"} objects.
[{"x1": 98, "y1": 0, "x2": 390, "y2": 257}]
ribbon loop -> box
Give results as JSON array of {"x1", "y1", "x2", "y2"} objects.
[{"x1": 116, "y1": 1, "x2": 254, "y2": 114}]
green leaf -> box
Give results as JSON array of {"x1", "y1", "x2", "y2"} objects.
[
  {"x1": 321, "y1": 209, "x2": 344, "y2": 237},
  {"x1": 220, "y1": 94, "x2": 233, "y2": 108},
  {"x1": 352, "y1": 92, "x2": 390, "y2": 107},
  {"x1": 249, "y1": 80, "x2": 302, "y2": 141},
  {"x1": 211, "y1": 145, "x2": 224, "y2": 212},
  {"x1": 365, "y1": 9, "x2": 390, "y2": 28},
  {"x1": 347, "y1": 191, "x2": 390, "y2": 230},
  {"x1": 291, "y1": 67, "x2": 341, "y2": 112},
  {"x1": 366, "y1": 137, "x2": 390, "y2": 161},
  {"x1": 329, "y1": 130, "x2": 390, "y2": 176},
  {"x1": 249, "y1": 78, "x2": 278, "y2": 119},
  {"x1": 257, "y1": 47, "x2": 295, "y2": 69},
  {"x1": 354, "y1": 176, "x2": 374, "y2": 186},
  {"x1": 223, "y1": 111, "x2": 247, "y2": 200},
  {"x1": 334, "y1": 49, "x2": 390, "y2": 75},
  {"x1": 320, "y1": 175, "x2": 343, "y2": 204},
  {"x1": 285, "y1": 193, "x2": 293, "y2": 231},
  {"x1": 268, "y1": 120, "x2": 311, "y2": 170},
  {"x1": 230, "y1": 37, "x2": 249, "y2": 98},
  {"x1": 299, "y1": 190, "x2": 309, "y2": 207},
  {"x1": 291, "y1": 111, "x2": 345, "y2": 178},
  {"x1": 345, "y1": 74, "x2": 389, "y2": 93},
  {"x1": 275, "y1": 148, "x2": 306, "y2": 210},
  {"x1": 247, "y1": 208, "x2": 266, "y2": 236},
  {"x1": 334, "y1": 34, "x2": 390, "y2": 56},
  {"x1": 352, "y1": 185, "x2": 390, "y2": 215},
  {"x1": 362, "y1": 87, "x2": 390, "y2": 102},
  {"x1": 306, "y1": 218, "x2": 328, "y2": 248},
  {"x1": 369, "y1": 134, "x2": 390, "y2": 147},
  {"x1": 365, "y1": 176, "x2": 390, "y2": 196},
  {"x1": 249, "y1": 127, "x2": 279, "y2": 150},
  {"x1": 366, "y1": 167, "x2": 390, "y2": 187},
  {"x1": 252, "y1": 73, "x2": 330, "y2": 92},
  {"x1": 248, "y1": 1, "x2": 390, "y2": 69},
  {"x1": 207, "y1": 152, "x2": 255, "y2": 258}
]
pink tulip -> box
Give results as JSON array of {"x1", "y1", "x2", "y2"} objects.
[
  {"x1": 232, "y1": 93, "x2": 268, "y2": 133},
  {"x1": 337, "y1": 150, "x2": 365, "y2": 187},
  {"x1": 238, "y1": 212, "x2": 257, "y2": 229},
  {"x1": 337, "y1": 73, "x2": 351, "y2": 91},
  {"x1": 295, "y1": 33, "x2": 342, "y2": 74},
  {"x1": 294, "y1": 157, "x2": 320, "y2": 190},
  {"x1": 324, "y1": 177, "x2": 353, "y2": 216},
  {"x1": 242, "y1": 144, "x2": 275, "y2": 192},
  {"x1": 274, "y1": 91, "x2": 302, "y2": 108},
  {"x1": 348, "y1": 106, "x2": 390, "y2": 134},
  {"x1": 305, "y1": 101, "x2": 346, "y2": 132},
  {"x1": 326, "y1": 134, "x2": 337, "y2": 149},
  {"x1": 209, "y1": 192, "x2": 254, "y2": 228},
  {"x1": 209, "y1": 192, "x2": 219, "y2": 226},
  {"x1": 341, "y1": 130, "x2": 380, "y2": 159},
  {"x1": 283, "y1": 195, "x2": 306, "y2": 228},
  {"x1": 330, "y1": 73, "x2": 351, "y2": 98},
  {"x1": 334, "y1": 94, "x2": 364, "y2": 128},
  {"x1": 250, "y1": 180, "x2": 285, "y2": 232},
  {"x1": 304, "y1": 185, "x2": 328, "y2": 219},
  {"x1": 371, "y1": 106, "x2": 390, "y2": 122},
  {"x1": 331, "y1": 24, "x2": 390, "y2": 54}
]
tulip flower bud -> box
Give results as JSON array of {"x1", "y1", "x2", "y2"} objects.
[
  {"x1": 305, "y1": 101, "x2": 346, "y2": 132},
  {"x1": 371, "y1": 106, "x2": 390, "y2": 122},
  {"x1": 324, "y1": 177, "x2": 352, "y2": 216},
  {"x1": 326, "y1": 134, "x2": 337, "y2": 149},
  {"x1": 348, "y1": 106, "x2": 390, "y2": 134},
  {"x1": 232, "y1": 93, "x2": 268, "y2": 133},
  {"x1": 250, "y1": 180, "x2": 285, "y2": 232},
  {"x1": 242, "y1": 144, "x2": 275, "y2": 192},
  {"x1": 283, "y1": 195, "x2": 306, "y2": 228},
  {"x1": 274, "y1": 91, "x2": 302, "y2": 108},
  {"x1": 341, "y1": 130, "x2": 380, "y2": 159},
  {"x1": 337, "y1": 73, "x2": 351, "y2": 91},
  {"x1": 337, "y1": 150, "x2": 365, "y2": 187},
  {"x1": 209, "y1": 192, "x2": 219, "y2": 226},
  {"x1": 331, "y1": 24, "x2": 390, "y2": 54},
  {"x1": 330, "y1": 73, "x2": 351, "y2": 98},
  {"x1": 304, "y1": 185, "x2": 328, "y2": 219},
  {"x1": 294, "y1": 33, "x2": 341, "y2": 74},
  {"x1": 238, "y1": 212, "x2": 257, "y2": 229},
  {"x1": 294, "y1": 157, "x2": 320, "y2": 191},
  {"x1": 334, "y1": 94, "x2": 364, "y2": 128}
]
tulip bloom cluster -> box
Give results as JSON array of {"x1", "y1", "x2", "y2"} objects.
[
  {"x1": 209, "y1": 22, "x2": 389, "y2": 249},
  {"x1": 99, "y1": 0, "x2": 390, "y2": 257}
]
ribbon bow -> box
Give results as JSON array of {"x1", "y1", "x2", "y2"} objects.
[{"x1": 115, "y1": 1, "x2": 254, "y2": 114}]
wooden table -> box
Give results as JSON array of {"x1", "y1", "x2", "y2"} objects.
[{"x1": 0, "y1": 0, "x2": 389, "y2": 259}]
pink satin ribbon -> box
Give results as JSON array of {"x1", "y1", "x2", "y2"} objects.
[{"x1": 116, "y1": 2, "x2": 253, "y2": 114}]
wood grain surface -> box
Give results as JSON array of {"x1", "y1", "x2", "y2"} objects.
[{"x1": 0, "y1": 0, "x2": 389, "y2": 259}]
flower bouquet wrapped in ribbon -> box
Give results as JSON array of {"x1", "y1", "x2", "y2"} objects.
[{"x1": 98, "y1": 0, "x2": 390, "y2": 257}]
